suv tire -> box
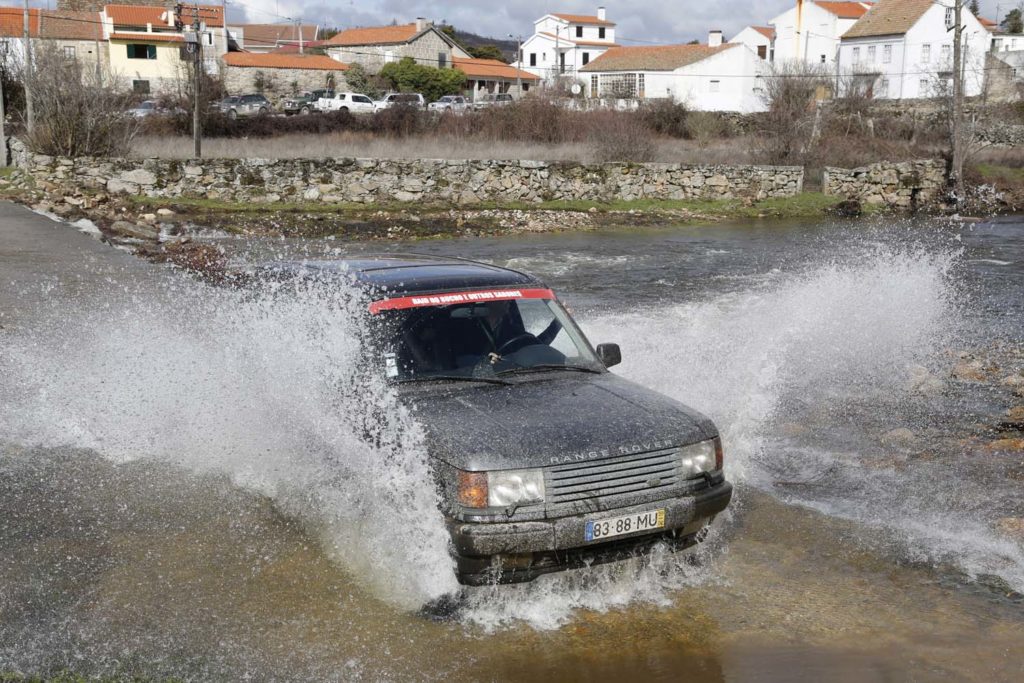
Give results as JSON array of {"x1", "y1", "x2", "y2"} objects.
[{"x1": 228, "y1": 109, "x2": 238, "y2": 120}]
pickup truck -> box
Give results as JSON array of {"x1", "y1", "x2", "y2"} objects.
[
  {"x1": 428, "y1": 95, "x2": 471, "y2": 113},
  {"x1": 259, "y1": 255, "x2": 732, "y2": 585},
  {"x1": 373, "y1": 92, "x2": 426, "y2": 112},
  {"x1": 317, "y1": 92, "x2": 375, "y2": 114}
]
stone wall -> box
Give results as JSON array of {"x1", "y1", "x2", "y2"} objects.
[
  {"x1": 15, "y1": 150, "x2": 805, "y2": 205},
  {"x1": 223, "y1": 66, "x2": 348, "y2": 99},
  {"x1": 822, "y1": 160, "x2": 946, "y2": 208}
]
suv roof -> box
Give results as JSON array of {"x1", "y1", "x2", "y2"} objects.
[{"x1": 258, "y1": 254, "x2": 544, "y2": 297}]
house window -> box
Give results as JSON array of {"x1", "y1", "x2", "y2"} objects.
[
  {"x1": 590, "y1": 74, "x2": 598, "y2": 97},
  {"x1": 127, "y1": 44, "x2": 157, "y2": 59},
  {"x1": 879, "y1": 78, "x2": 889, "y2": 97},
  {"x1": 710, "y1": 79, "x2": 720, "y2": 92},
  {"x1": 940, "y1": 44, "x2": 950, "y2": 62},
  {"x1": 575, "y1": 26, "x2": 583, "y2": 38},
  {"x1": 883, "y1": 44, "x2": 892, "y2": 63},
  {"x1": 600, "y1": 72, "x2": 638, "y2": 97},
  {"x1": 522, "y1": 83, "x2": 530, "y2": 92},
  {"x1": 132, "y1": 79, "x2": 150, "y2": 94},
  {"x1": 820, "y1": 54, "x2": 826, "y2": 63},
  {"x1": 852, "y1": 46, "x2": 860, "y2": 63},
  {"x1": 438, "y1": 51, "x2": 447, "y2": 68},
  {"x1": 757, "y1": 45, "x2": 767, "y2": 59},
  {"x1": 559, "y1": 51, "x2": 565, "y2": 73},
  {"x1": 919, "y1": 78, "x2": 928, "y2": 95},
  {"x1": 921, "y1": 43, "x2": 930, "y2": 62},
  {"x1": 582, "y1": 52, "x2": 590, "y2": 65},
  {"x1": 62, "y1": 45, "x2": 75, "y2": 59},
  {"x1": 529, "y1": 52, "x2": 536, "y2": 66},
  {"x1": 599, "y1": 27, "x2": 606, "y2": 39},
  {"x1": 945, "y1": 7, "x2": 954, "y2": 27},
  {"x1": 638, "y1": 73, "x2": 644, "y2": 97},
  {"x1": 867, "y1": 45, "x2": 875, "y2": 62}
]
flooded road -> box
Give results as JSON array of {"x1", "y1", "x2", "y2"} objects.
[{"x1": 2, "y1": 205, "x2": 1023, "y2": 681}]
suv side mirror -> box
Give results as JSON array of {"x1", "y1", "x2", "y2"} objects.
[{"x1": 596, "y1": 343, "x2": 621, "y2": 368}]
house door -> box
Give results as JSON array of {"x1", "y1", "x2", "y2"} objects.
[{"x1": 559, "y1": 51, "x2": 565, "y2": 74}]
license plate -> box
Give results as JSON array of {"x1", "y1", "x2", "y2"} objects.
[{"x1": 585, "y1": 509, "x2": 665, "y2": 542}]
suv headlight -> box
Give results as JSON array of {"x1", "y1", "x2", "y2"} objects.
[
  {"x1": 457, "y1": 468, "x2": 545, "y2": 508},
  {"x1": 679, "y1": 438, "x2": 722, "y2": 478}
]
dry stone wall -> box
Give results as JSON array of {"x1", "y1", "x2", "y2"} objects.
[
  {"x1": 822, "y1": 160, "x2": 947, "y2": 208},
  {"x1": 15, "y1": 151, "x2": 805, "y2": 205}
]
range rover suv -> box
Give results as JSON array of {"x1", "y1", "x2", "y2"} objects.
[{"x1": 262, "y1": 255, "x2": 732, "y2": 584}]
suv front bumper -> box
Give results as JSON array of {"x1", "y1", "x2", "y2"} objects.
[{"x1": 447, "y1": 480, "x2": 732, "y2": 585}]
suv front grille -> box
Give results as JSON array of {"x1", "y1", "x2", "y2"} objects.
[{"x1": 545, "y1": 447, "x2": 682, "y2": 504}]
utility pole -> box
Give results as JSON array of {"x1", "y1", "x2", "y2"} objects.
[
  {"x1": 22, "y1": 0, "x2": 32, "y2": 133},
  {"x1": 0, "y1": 68, "x2": 7, "y2": 167},
  {"x1": 950, "y1": 0, "x2": 965, "y2": 200},
  {"x1": 179, "y1": 4, "x2": 203, "y2": 159}
]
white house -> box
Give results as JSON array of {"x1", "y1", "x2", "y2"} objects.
[
  {"x1": 580, "y1": 32, "x2": 767, "y2": 112},
  {"x1": 730, "y1": 25, "x2": 775, "y2": 60},
  {"x1": 770, "y1": 1, "x2": 874, "y2": 65},
  {"x1": 512, "y1": 8, "x2": 618, "y2": 82},
  {"x1": 838, "y1": 0, "x2": 990, "y2": 99}
]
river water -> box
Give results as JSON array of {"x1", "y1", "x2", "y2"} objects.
[{"x1": 1, "y1": 214, "x2": 1023, "y2": 681}]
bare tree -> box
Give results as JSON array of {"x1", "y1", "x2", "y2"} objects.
[
  {"x1": 23, "y1": 44, "x2": 139, "y2": 157},
  {"x1": 757, "y1": 61, "x2": 831, "y2": 164}
]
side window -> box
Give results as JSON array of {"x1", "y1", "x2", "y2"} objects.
[
  {"x1": 599, "y1": 27, "x2": 606, "y2": 39},
  {"x1": 575, "y1": 26, "x2": 583, "y2": 38}
]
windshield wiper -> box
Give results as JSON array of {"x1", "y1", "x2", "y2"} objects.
[
  {"x1": 497, "y1": 364, "x2": 603, "y2": 376},
  {"x1": 398, "y1": 374, "x2": 512, "y2": 386}
]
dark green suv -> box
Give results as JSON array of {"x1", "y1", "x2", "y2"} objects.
[{"x1": 282, "y1": 89, "x2": 333, "y2": 115}]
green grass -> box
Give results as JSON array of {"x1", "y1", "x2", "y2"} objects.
[
  {"x1": 973, "y1": 163, "x2": 1024, "y2": 186},
  {"x1": 129, "y1": 192, "x2": 856, "y2": 221}
]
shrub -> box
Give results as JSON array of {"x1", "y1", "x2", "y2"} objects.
[
  {"x1": 638, "y1": 99, "x2": 689, "y2": 138},
  {"x1": 378, "y1": 57, "x2": 466, "y2": 102},
  {"x1": 23, "y1": 44, "x2": 138, "y2": 156}
]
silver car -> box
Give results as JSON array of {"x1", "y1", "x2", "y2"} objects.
[
  {"x1": 224, "y1": 94, "x2": 272, "y2": 119},
  {"x1": 428, "y1": 95, "x2": 470, "y2": 113}
]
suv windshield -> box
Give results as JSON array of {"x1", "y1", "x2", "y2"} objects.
[{"x1": 373, "y1": 295, "x2": 602, "y2": 381}]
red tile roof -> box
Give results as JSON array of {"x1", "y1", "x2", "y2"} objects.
[
  {"x1": 223, "y1": 52, "x2": 349, "y2": 71},
  {"x1": 842, "y1": 0, "x2": 930, "y2": 38},
  {"x1": 816, "y1": 2, "x2": 874, "y2": 19},
  {"x1": 105, "y1": 4, "x2": 224, "y2": 29},
  {"x1": 581, "y1": 43, "x2": 737, "y2": 72},
  {"x1": 324, "y1": 23, "x2": 421, "y2": 46},
  {"x1": 979, "y1": 17, "x2": 998, "y2": 31},
  {"x1": 235, "y1": 23, "x2": 320, "y2": 48},
  {"x1": 752, "y1": 26, "x2": 776, "y2": 40},
  {"x1": 110, "y1": 31, "x2": 184, "y2": 43},
  {"x1": 453, "y1": 57, "x2": 540, "y2": 81},
  {"x1": 39, "y1": 10, "x2": 103, "y2": 41},
  {"x1": 0, "y1": 8, "x2": 40, "y2": 38},
  {"x1": 551, "y1": 13, "x2": 615, "y2": 27}
]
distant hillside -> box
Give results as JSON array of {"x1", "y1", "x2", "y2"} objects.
[{"x1": 440, "y1": 24, "x2": 518, "y2": 63}]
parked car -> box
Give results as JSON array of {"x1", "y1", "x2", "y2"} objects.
[
  {"x1": 474, "y1": 93, "x2": 515, "y2": 109},
  {"x1": 373, "y1": 92, "x2": 426, "y2": 112},
  {"x1": 428, "y1": 95, "x2": 471, "y2": 113},
  {"x1": 223, "y1": 94, "x2": 272, "y2": 119},
  {"x1": 126, "y1": 100, "x2": 163, "y2": 118},
  {"x1": 282, "y1": 89, "x2": 333, "y2": 115},
  {"x1": 212, "y1": 95, "x2": 239, "y2": 113},
  {"x1": 256, "y1": 255, "x2": 733, "y2": 585},
  {"x1": 317, "y1": 92, "x2": 375, "y2": 114}
]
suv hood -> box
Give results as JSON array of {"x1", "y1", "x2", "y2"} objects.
[{"x1": 405, "y1": 372, "x2": 717, "y2": 471}]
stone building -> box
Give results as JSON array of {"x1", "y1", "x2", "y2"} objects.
[
  {"x1": 323, "y1": 18, "x2": 470, "y2": 72},
  {"x1": 222, "y1": 52, "x2": 348, "y2": 96}
]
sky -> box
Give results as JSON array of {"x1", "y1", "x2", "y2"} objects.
[{"x1": 225, "y1": 0, "x2": 1013, "y2": 44}]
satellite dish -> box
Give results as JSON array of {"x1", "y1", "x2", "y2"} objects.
[{"x1": 570, "y1": 83, "x2": 582, "y2": 95}]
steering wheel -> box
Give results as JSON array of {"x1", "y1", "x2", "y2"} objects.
[{"x1": 497, "y1": 333, "x2": 538, "y2": 356}]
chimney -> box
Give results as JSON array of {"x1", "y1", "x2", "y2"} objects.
[
  {"x1": 708, "y1": 29, "x2": 722, "y2": 47},
  {"x1": 415, "y1": 17, "x2": 429, "y2": 31},
  {"x1": 597, "y1": 6, "x2": 606, "y2": 21}
]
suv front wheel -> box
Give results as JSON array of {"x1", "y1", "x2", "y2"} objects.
[{"x1": 228, "y1": 109, "x2": 238, "y2": 120}]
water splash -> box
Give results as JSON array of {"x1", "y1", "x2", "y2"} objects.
[{"x1": 0, "y1": 273, "x2": 458, "y2": 609}]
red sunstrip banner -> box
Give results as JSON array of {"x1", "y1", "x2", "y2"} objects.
[{"x1": 369, "y1": 288, "x2": 556, "y2": 314}]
